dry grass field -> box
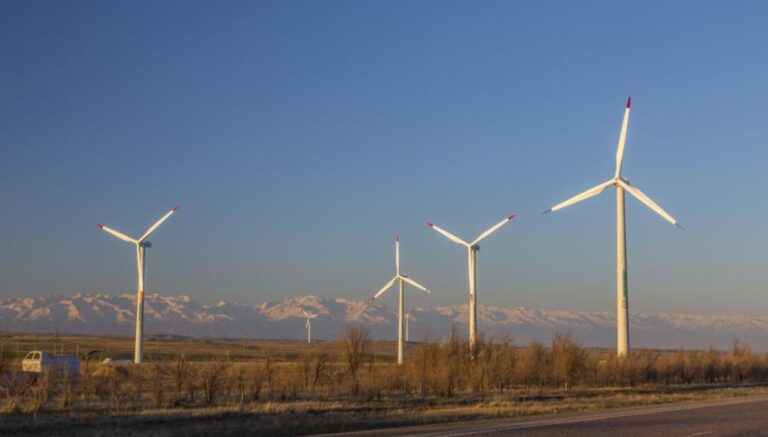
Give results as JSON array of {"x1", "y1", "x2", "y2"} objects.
[{"x1": 2, "y1": 328, "x2": 768, "y2": 436}]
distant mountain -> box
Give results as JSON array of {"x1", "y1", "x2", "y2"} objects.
[{"x1": 2, "y1": 293, "x2": 768, "y2": 352}]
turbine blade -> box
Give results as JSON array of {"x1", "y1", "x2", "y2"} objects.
[
  {"x1": 302, "y1": 309, "x2": 309, "y2": 318},
  {"x1": 427, "y1": 223, "x2": 469, "y2": 247},
  {"x1": 395, "y1": 235, "x2": 400, "y2": 275},
  {"x1": 306, "y1": 320, "x2": 310, "y2": 328},
  {"x1": 545, "y1": 180, "x2": 614, "y2": 213},
  {"x1": 371, "y1": 276, "x2": 398, "y2": 300},
  {"x1": 615, "y1": 97, "x2": 631, "y2": 178},
  {"x1": 98, "y1": 225, "x2": 137, "y2": 244},
  {"x1": 139, "y1": 205, "x2": 180, "y2": 242},
  {"x1": 471, "y1": 214, "x2": 515, "y2": 246},
  {"x1": 401, "y1": 275, "x2": 430, "y2": 293},
  {"x1": 618, "y1": 180, "x2": 680, "y2": 227}
]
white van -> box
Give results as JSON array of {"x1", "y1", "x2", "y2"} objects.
[{"x1": 22, "y1": 351, "x2": 80, "y2": 375}]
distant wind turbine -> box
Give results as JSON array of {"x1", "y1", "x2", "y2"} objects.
[
  {"x1": 302, "y1": 310, "x2": 318, "y2": 343},
  {"x1": 370, "y1": 236, "x2": 430, "y2": 365},
  {"x1": 427, "y1": 214, "x2": 514, "y2": 353},
  {"x1": 98, "y1": 206, "x2": 179, "y2": 364},
  {"x1": 545, "y1": 97, "x2": 682, "y2": 357},
  {"x1": 405, "y1": 309, "x2": 412, "y2": 343}
]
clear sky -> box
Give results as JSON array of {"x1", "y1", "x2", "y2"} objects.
[{"x1": 1, "y1": 1, "x2": 767, "y2": 315}]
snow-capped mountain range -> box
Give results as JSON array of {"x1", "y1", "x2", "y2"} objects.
[{"x1": 2, "y1": 293, "x2": 768, "y2": 352}]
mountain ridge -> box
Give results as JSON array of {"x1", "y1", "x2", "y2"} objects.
[{"x1": 2, "y1": 293, "x2": 767, "y2": 351}]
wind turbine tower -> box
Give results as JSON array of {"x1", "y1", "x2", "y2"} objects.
[
  {"x1": 371, "y1": 236, "x2": 430, "y2": 365},
  {"x1": 427, "y1": 214, "x2": 514, "y2": 353},
  {"x1": 98, "y1": 206, "x2": 179, "y2": 364},
  {"x1": 302, "y1": 310, "x2": 318, "y2": 343},
  {"x1": 545, "y1": 97, "x2": 682, "y2": 357}
]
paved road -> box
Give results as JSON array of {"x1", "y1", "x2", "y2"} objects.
[{"x1": 331, "y1": 396, "x2": 768, "y2": 437}]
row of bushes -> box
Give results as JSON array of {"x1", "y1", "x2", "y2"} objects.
[
  {"x1": 414, "y1": 330, "x2": 768, "y2": 395},
  {"x1": 1, "y1": 326, "x2": 768, "y2": 414}
]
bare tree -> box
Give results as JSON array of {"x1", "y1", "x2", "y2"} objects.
[
  {"x1": 551, "y1": 333, "x2": 587, "y2": 389},
  {"x1": 148, "y1": 360, "x2": 167, "y2": 407},
  {"x1": 311, "y1": 353, "x2": 329, "y2": 393},
  {"x1": 340, "y1": 325, "x2": 369, "y2": 395},
  {"x1": 514, "y1": 341, "x2": 548, "y2": 390},
  {"x1": 171, "y1": 353, "x2": 190, "y2": 404},
  {"x1": 199, "y1": 357, "x2": 229, "y2": 405}
]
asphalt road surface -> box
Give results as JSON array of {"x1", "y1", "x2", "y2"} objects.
[{"x1": 330, "y1": 395, "x2": 768, "y2": 437}]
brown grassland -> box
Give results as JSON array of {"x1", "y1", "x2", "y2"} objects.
[{"x1": 2, "y1": 327, "x2": 768, "y2": 436}]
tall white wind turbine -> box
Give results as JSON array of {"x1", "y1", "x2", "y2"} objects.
[
  {"x1": 98, "y1": 205, "x2": 179, "y2": 364},
  {"x1": 302, "y1": 310, "x2": 318, "y2": 344},
  {"x1": 370, "y1": 236, "x2": 430, "y2": 365},
  {"x1": 545, "y1": 97, "x2": 682, "y2": 358},
  {"x1": 427, "y1": 214, "x2": 514, "y2": 353}
]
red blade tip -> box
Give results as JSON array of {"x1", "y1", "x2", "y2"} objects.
[
  {"x1": 98, "y1": 224, "x2": 104, "y2": 229},
  {"x1": 507, "y1": 214, "x2": 516, "y2": 221},
  {"x1": 427, "y1": 223, "x2": 434, "y2": 228},
  {"x1": 370, "y1": 297, "x2": 375, "y2": 301},
  {"x1": 626, "y1": 97, "x2": 631, "y2": 108},
  {"x1": 172, "y1": 205, "x2": 180, "y2": 212},
  {"x1": 396, "y1": 235, "x2": 399, "y2": 242}
]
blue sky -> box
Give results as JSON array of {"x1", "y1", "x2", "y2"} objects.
[{"x1": 1, "y1": 1, "x2": 767, "y2": 315}]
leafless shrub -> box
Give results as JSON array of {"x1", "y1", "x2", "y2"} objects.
[
  {"x1": 186, "y1": 365, "x2": 199, "y2": 405},
  {"x1": 29, "y1": 370, "x2": 53, "y2": 415},
  {"x1": 728, "y1": 339, "x2": 763, "y2": 382},
  {"x1": 440, "y1": 326, "x2": 466, "y2": 396},
  {"x1": 492, "y1": 337, "x2": 517, "y2": 392},
  {"x1": 311, "y1": 353, "x2": 328, "y2": 394},
  {"x1": 104, "y1": 366, "x2": 133, "y2": 412},
  {"x1": 148, "y1": 360, "x2": 167, "y2": 407},
  {"x1": 263, "y1": 348, "x2": 275, "y2": 397},
  {"x1": 57, "y1": 369, "x2": 79, "y2": 410},
  {"x1": 412, "y1": 338, "x2": 440, "y2": 396},
  {"x1": 514, "y1": 341, "x2": 548, "y2": 390},
  {"x1": 1, "y1": 373, "x2": 30, "y2": 413},
  {"x1": 551, "y1": 333, "x2": 588, "y2": 389},
  {"x1": 340, "y1": 325, "x2": 369, "y2": 395},
  {"x1": 198, "y1": 358, "x2": 229, "y2": 406},
  {"x1": 171, "y1": 353, "x2": 190, "y2": 405},
  {"x1": 0, "y1": 337, "x2": 11, "y2": 375},
  {"x1": 235, "y1": 361, "x2": 265, "y2": 402}
]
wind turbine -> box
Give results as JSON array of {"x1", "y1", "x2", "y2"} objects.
[
  {"x1": 98, "y1": 205, "x2": 179, "y2": 364},
  {"x1": 302, "y1": 310, "x2": 318, "y2": 343},
  {"x1": 545, "y1": 97, "x2": 681, "y2": 358},
  {"x1": 427, "y1": 214, "x2": 514, "y2": 353},
  {"x1": 405, "y1": 308, "x2": 413, "y2": 343},
  {"x1": 370, "y1": 236, "x2": 430, "y2": 365}
]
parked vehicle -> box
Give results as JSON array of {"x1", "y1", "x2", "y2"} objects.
[{"x1": 22, "y1": 351, "x2": 80, "y2": 375}]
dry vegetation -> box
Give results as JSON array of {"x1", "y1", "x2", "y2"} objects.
[{"x1": 2, "y1": 327, "x2": 768, "y2": 436}]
